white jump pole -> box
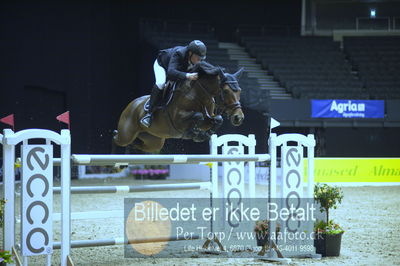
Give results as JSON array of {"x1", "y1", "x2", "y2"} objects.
[
  {"x1": 71, "y1": 153, "x2": 270, "y2": 166},
  {"x1": 2, "y1": 130, "x2": 15, "y2": 262},
  {"x1": 248, "y1": 134, "x2": 256, "y2": 198},
  {"x1": 60, "y1": 130, "x2": 71, "y2": 266},
  {"x1": 23, "y1": 154, "x2": 270, "y2": 166},
  {"x1": 53, "y1": 182, "x2": 211, "y2": 194},
  {"x1": 52, "y1": 234, "x2": 200, "y2": 249}
]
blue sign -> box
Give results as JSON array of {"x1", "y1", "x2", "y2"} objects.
[{"x1": 311, "y1": 100, "x2": 384, "y2": 118}]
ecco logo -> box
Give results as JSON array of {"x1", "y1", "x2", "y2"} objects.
[
  {"x1": 225, "y1": 146, "x2": 243, "y2": 228},
  {"x1": 283, "y1": 147, "x2": 302, "y2": 233},
  {"x1": 22, "y1": 146, "x2": 53, "y2": 255}
]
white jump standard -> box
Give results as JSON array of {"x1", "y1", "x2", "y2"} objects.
[{"x1": 2, "y1": 128, "x2": 317, "y2": 265}]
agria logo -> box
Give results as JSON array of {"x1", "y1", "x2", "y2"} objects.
[{"x1": 330, "y1": 100, "x2": 365, "y2": 114}]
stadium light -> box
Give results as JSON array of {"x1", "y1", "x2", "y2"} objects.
[{"x1": 370, "y1": 8, "x2": 376, "y2": 19}]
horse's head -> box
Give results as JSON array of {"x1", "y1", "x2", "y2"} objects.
[
  {"x1": 218, "y1": 68, "x2": 245, "y2": 126},
  {"x1": 191, "y1": 62, "x2": 244, "y2": 127}
]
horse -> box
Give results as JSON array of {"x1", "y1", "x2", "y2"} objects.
[{"x1": 113, "y1": 61, "x2": 245, "y2": 153}]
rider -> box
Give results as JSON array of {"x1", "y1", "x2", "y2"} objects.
[{"x1": 140, "y1": 40, "x2": 207, "y2": 127}]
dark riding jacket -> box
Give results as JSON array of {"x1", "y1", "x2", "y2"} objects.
[{"x1": 157, "y1": 46, "x2": 191, "y2": 81}]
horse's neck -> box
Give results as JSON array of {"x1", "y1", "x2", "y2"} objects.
[
  {"x1": 191, "y1": 81, "x2": 218, "y2": 116},
  {"x1": 195, "y1": 80, "x2": 220, "y2": 99},
  {"x1": 175, "y1": 80, "x2": 191, "y2": 94},
  {"x1": 166, "y1": 83, "x2": 212, "y2": 121}
]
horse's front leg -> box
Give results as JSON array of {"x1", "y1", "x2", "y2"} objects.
[
  {"x1": 202, "y1": 103, "x2": 223, "y2": 130},
  {"x1": 179, "y1": 111, "x2": 208, "y2": 140},
  {"x1": 180, "y1": 110, "x2": 222, "y2": 141},
  {"x1": 210, "y1": 114, "x2": 223, "y2": 129},
  {"x1": 200, "y1": 111, "x2": 223, "y2": 138},
  {"x1": 191, "y1": 112, "x2": 223, "y2": 131},
  {"x1": 194, "y1": 115, "x2": 222, "y2": 142},
  {"x1": 182, "y1": 111, "x2": 204, "y2": 138}
]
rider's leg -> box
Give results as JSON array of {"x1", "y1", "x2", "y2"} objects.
[
  {"x1": 153, "y1": 59, "x2": 167, "y2": 89},
  {"x1": 140, "y1": 85, "x2": 163, "y2": 127},
  {"x1": 141, "y1": 59, "x2": 166, "y2": 128}
]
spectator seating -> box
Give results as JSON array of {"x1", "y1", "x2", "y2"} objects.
[
  {"x1": 240, "y1": 36, "x2": 368, "y2": 99},
  {"x1": 344, "y1": 36, "x2": 400, "y2": 100}
]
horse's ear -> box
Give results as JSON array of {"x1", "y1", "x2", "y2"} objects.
[{"x1": 233, "y1": 68, "x2": 244, "y2": 80}]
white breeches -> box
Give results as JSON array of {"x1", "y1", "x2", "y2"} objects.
[{"x1": 153, "y1": 59, "x2": 166, "y2": 90}]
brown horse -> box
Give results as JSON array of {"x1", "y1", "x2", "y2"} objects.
[{"x1": 113, "y1": 61, "x2": 244, "y2": 153}]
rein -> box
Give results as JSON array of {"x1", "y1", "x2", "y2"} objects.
[
  {"x1": 216, "y1": 83, "x2": 242, "y2": 116},
  {"x1": 195, "y1": 79, "x2": 241, "y2": 117},
  {"x1": 195, "y1": 79, "x2": 217, "y2": 100},
  {"x1": 164, "y1": 79, "x2": 217, "y2": 138}
]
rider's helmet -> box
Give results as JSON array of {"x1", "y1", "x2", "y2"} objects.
[{"x1": 188, "y1": 40, "x2": 207, "y2": 60}]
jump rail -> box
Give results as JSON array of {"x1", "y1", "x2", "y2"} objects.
[
  {"x1": 16, "y1": 210, "x2": 125, "y2": 222},
  {"x1": 71, "y1": 154, "x2": 271, "y2": 166},
  {"x1": 53, "y1": 182, "x2": 211, "y2": 194},
  {"x1": 19, "y1": 155, "x2": 270, "y2": 166},
  {"x1": 53, "y1": 235, "x2": 200, "y2": 249}
]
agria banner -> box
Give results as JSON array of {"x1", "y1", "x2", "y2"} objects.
[{"x1": 311, "y1": 99, "x2": 384, "y2": 118}]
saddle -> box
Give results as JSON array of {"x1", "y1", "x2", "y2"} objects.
[{"x1": 143, "y1": 81, "x2": 176, "y2": 112}]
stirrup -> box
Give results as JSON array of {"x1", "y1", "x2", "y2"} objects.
[{"x1": 140, "y1": 114, "x2": 152, "y2": 128}]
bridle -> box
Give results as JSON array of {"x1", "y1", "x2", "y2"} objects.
[
  {"x1": 194, "y1": 78, "x2": 241, "y2": 117},
  {"x1": 165, "y1": 70, "x2": 242, "y2": 137},
  {"x1": 218, "y1": 80, "x2": 242, "y2": 115}
]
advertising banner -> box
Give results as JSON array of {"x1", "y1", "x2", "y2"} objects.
[
  {"x1": 311, "y1": 99, "x2": 384, "y2": 118},
  {"x1": 304, "y1": 158, "x2": 400, "y2": 183}
]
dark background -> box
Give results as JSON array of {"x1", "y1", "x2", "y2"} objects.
[
  {"x1": 0, "y1": 0, "x2": 299, "y2": 154},
  {"x1": 1, "y1": 0, "x2": 399, "y2": 156}
]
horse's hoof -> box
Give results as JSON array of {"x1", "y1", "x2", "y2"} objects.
[
  {"x1": 192, "y1": 132, "x2": 209, "y2": 142},
  {"x1": 192, "y1": 112, "x2": 204, "y2": 121},
  {"x1": 213, "y1": 115, "x2": 223, "y2": 126},
  {"x1": 192, "y1": 126, "x2": 201, "y2": 134},
  {"x1": 112, "y1": 166, "x2": 122, "y2": 173}
]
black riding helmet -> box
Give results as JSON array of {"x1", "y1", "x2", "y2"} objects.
[{"x1": 188, "y1": 40, "x2": 207, "y2": 60}]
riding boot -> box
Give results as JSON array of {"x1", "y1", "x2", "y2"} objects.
[{"x1": 141, "y1": 85, "x2": 163, "y2": 127}]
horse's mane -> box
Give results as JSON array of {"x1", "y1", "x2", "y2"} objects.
[{"x1": 192, "y1": 61, "x2": 220, "y2": 76}]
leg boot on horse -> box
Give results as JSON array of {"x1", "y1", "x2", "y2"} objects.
[{"x1": 140, "y1": 85, "x2": 163, "y2": 128}]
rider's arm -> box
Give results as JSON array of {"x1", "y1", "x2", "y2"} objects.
[{"x1": 167, "y1": 52, "x2": 189, "y2": 81}]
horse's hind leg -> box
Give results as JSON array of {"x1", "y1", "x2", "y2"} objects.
[
  {"x1": 135, "y1": 133, "x2": 165, "y2": 153},
  {"x1": 113, "y1": 115, "x2": 140, "y2": 147}
]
